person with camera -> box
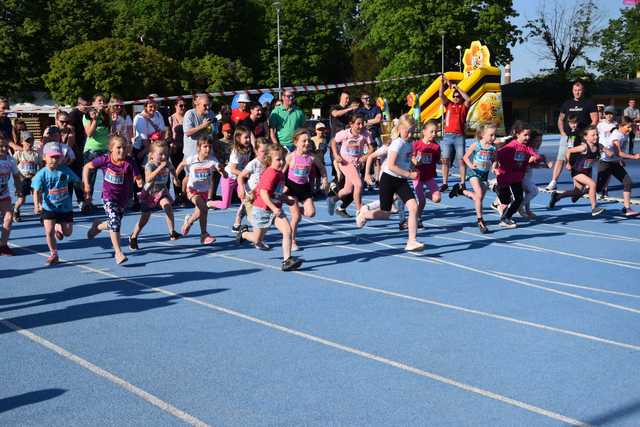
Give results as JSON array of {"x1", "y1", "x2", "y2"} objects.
[
  {"x1": 183, "y1": 94, "x2": 217, "y2": 159},
  {"x1": 82, "y1": 94, "x2": 111, "y2": 212}
]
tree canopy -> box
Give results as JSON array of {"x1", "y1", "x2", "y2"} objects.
[{"x1": 595, "y1": 5, "x2": 640, "y2": 80}]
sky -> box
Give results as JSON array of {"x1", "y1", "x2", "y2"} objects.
[{"x1": 507, "y1": 0, "x2": 628, "y2": 81}]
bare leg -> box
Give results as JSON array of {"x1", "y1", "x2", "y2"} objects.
[
  {"x1": 131, "y1": 211, "x2": 151, "y2": 239},
  {"x1": 1, "y1": 200, "x2": 13, "y2": 246},
  {"x1": 43, "y1": 219, "x2": 57, "y2": 255},
  {"x1": 273, "y1": 215, "x2": 293, "y2": 260}
]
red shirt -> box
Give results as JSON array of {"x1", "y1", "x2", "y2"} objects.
[
  {"x1": 412, "y1": 139, "x2": 441, "y2": 181},
  {"x1": 231, "y1": 108, "x2": 250, "y2": 124},
  {"x1": 253, "y1": 167, "x2": 285, "y2": 210},
  {"x1": 496, "y1": 140, "x2": 542, "y2": 185},
  {"x1": 444, "y1": 102, "x2": 468, "y2": 135}
]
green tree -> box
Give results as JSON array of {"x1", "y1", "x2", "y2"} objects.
[
  {"x1": 43, "y1": 38, "x2": 182, "y2": 104},
  {"x1": 181, "y1": 55, "x2": 254, "y2": 93},
  {"x1": 46, "y1": 0, "x2": 113, "y2": 50},
  {"x1": 358, "y1": 0, "x2": 521, "y2": 103},
  {"x1": 595, "y1": 5, "x2": 640, "y2": 79}
]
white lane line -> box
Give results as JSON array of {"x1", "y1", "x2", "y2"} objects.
[
  {"x1": 489, "y1": 271, "x2": 640, "y2": 300},
  {"x1": 533, "y1": 223, "x2": 640, "y2": 243},
  {"x1": 6, "y1": 243, "x2": 592, "y2": 427},
  {"x1": 0, "y1": 316, "x2": 210, "y2": 427}
]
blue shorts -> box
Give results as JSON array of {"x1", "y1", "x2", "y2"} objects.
[
  {"x1": 251, "y1": 206, "x2": 286, "y2": 229},
  {"x1": 441, "y1": 133, "x2": 466, "y2": 161},
  {"x1": 556, "y1": 135, "x2": 569, "y2": 160},
  {"x1": 466, "y1": 168, "x2": 489, "y2": 182}
]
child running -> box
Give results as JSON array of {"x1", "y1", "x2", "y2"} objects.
[
  {"x1": 411, "y1": 120, "x2": 442, "y2": 228},
  {"x1": 328, "y1": 113, "x2": 373, "y2": 217},
  {"x1": 236, "y1": 144, "x2": 304, "y2": 271},
  {"x1": 548, "y1": 125, "x2": 605, "y2": 216},
  {"x1": 595, "y1": 116, "x2": 640, "y2": 217},
  {"x1": 32, "y1": 143, "x2": 81, "y2": 264},
  {"x1": 128, "y1": 141, "x2": 181, "y2": 250},
  {"x1": 84, "y1": 135, "x2": 143, "y2": 264},
  {"x1": 176, "y1": 136, "x2": 224, "y2": 244},
  {"x1": 519, "y1": 129, "x2": 550, "y2": 219},
  {"x1": 0, "y1": 137, "x2": 21, "y2": 255},
  {"x1": 494, "y1": 121, "x2": 543, "y2": 228},
  {"x1": 13, "y1": 131, "x2": 41, "y2": 222},
  {"x1": 449, "y1": 124, "x2": 497, "y2": 233},
  {"x1": 209, "y1": 126, "x2": 253, "y2": 232},
  {"x1": 284, "y1": 128, "x2": 329, "y2": 250},
  {"x1": 237, "y1": 138, "x2": 271, "y2": 250},
  {"x1": 356, "y1": 115, "x2": 425, "y2": 251}
]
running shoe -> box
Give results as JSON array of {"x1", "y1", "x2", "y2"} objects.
[
  {"x1": 439, "y1": 183, "x2": 449, "y2": 192},
  {"x1": 0, "y1": 245, "x2": 15, "y2": 256},
  {"x1": 327, "y1": 196, "x2": 337, "y2": 216},
  {"x1": 545, "y1": 180, "x2": 557, "y2": 191},
  {"x1": 206, "y1": 200, "x2": 219, "y2": 210},
  {"x1": 477, "y1": 218, "x2": 488, "y2": 234},
  {"x1": 282, "y1": 256, "x2": 303, "y2": 271},
  {"x1": 200, "y1": 234, "x2": 216, "y2": 245},
  {"x1": 548, "y1": 192, "x2": 559, "y2": 209},
  {"x1": 128, "y1": 235, "x2": 139, "y2": 250},
  {"x1": 169, "y1": 230, "x2": 181, "y2": 240},
  {"x1": 525, "y1": 210, "x2": 537, "y2": 220},
  {"x1": 13, "y1": 209, "x2": 21, "y2": 223},
  {"x1": 490, "y1": 201, "x2": 501, "y2": 212},
  {"x1": 517, "y1": 206, "x2": 528, "y2": 218},
  {"x1": 404, "y1": 241, "x2": 425, "y2": 251},
  {"x1": 254, "y1": 241, "x2": 271, "y2": 251},
  {"x1": 398, "y1": 220, "x2": 408, "y2": 230},
  {"x1": 231, "y1": 224, "x2": 249, "y2": 233},
  {"x1": 448, "y1": 183, "x2": 461, "y2": 198},
  {"x1": 46, "y1": 253, "x2": 59, "y2": 265},
  {"x1": 87, "y1": 221, "x2": 101, "y2": 239},
  {"x1": 235, "y1": 229, "x2": 244, "y2": 244},
  {"x1": 335, "y1": 207, "x2": 351, "y2": 218},
  {"x1": 591, "y1": 207, "x2": 605, "y2": 217},
  {"x1": 355, "y1": 209, "x2": 367, "y2": 228},
  {"x1": 571, "y1": 191, "x2": 583, "y2": 203},
  {"x1": 499, "y1": 218, "x2": 517, "y2": 229},
  {"x1": 291, "y1": 242, "x2": 300, "y2": 252},
  {"x1": 622, "y1": 208, "x2": 640, "y2": 217}
]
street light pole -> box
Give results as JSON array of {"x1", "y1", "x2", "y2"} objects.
[
  {"x1": 274, "y1": 2, "x2": 282, "y2": 100},
  {"x1": 456, "y1": 45, "x2": 462, "y2": 72},
  {"x1": 440, "y1": 31, "x2": 445, "y2": 137}
]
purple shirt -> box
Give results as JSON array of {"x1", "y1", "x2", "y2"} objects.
[{"x1": 91, "y1": 154, "x2": 141, "y2": 208}]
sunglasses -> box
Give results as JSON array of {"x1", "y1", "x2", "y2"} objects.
[
  {"x1": 361, "y1": 97, "x2": 370, "y2": 100},
  {"x1": 177, "y1": 104, "x2": 185, "y2": 108}
]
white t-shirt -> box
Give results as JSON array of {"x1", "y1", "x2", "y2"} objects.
[
  {"x1": 133, "y1": 112, "x2": 166, "y2": 149},
  {"x1": 113, "y1": 115, "x2": 133, "y2": 140},
  {"x1": 597, "y1": 121, "x2": 617, "y2": 144},
  {"x1": 0, "y1": 156, "x2": 19, "y2": 200},
  {"x1": 182, "y1": 109, "x2": 217, "y2": 159},
  {"x1": 243, "y1": 158, "x2": 267, "y2": 191},
  {"x1": 185, "y1": 154, "x2": 220, "y2": 193},
  {"x1": 601, "y1": 129, "x2": 627, "y2": 162},
  {"x1": 382, "y1": 138, "x2": 413, "y2": 178},
  {"x1": 224, "y1": 149, "x2": 251, "y2": 179}
]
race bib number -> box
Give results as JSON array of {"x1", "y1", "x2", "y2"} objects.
[
  {"x1": 104, "y1": 168, "x2": 124, "y2": 185},
  {"x1": 194, "y1": 167, "x2": 210, "y2": 181},
  {"x1": 154, "y1": 169, "x2": 169, "y2": 185},
  {"x1": 292, "y1": 166, "x2": 310, "y2": 178},
  {"x1": 475, "y1": 151, "x2": 493, "y2": 172},
  {"x1": 583, "y1": 159, "x2": 593, "y2": 169},
  {"x1": 420, "y1": 153, "x2": 432, "y2": 165},
  {"x1": 274, "y1": 181, "x2": 285, "y2": 199},
  {"x1": 48, "y1": 186, "x2": 69, "y2": 205},
  {"x1": 19, "y1": 161, "x2": 36, "y2": 175},
  {"x1": 346, "y1": 144, "x2": 363, "y2": 157},
  {"x1": 0, "y1": 173, "x2": 9, "y2": 186},
  {"x1": 514, "y1": 151, "x2": 526, "y2": 164}
]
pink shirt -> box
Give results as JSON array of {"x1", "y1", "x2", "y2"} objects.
[
  {"x1": 496, "y1": 140, "x2": 542, "y2": 185},
  {"x1": 287, "y1": 152, "x2": 314, "y2": 185},
  {"x1": 412, "y1": 140, "x2": 441, "y2": 181},
  {"x1": 335, "y1": 128, "x2": 372, "y2": 164}
]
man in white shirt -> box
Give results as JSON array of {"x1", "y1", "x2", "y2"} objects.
[{"x1": 183, "y1": 94, "x2": 218, "y2": 159}]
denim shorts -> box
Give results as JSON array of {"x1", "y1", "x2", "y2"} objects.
[
  {"x1": 252, "y1": 206, "x2": 286, "y2": 229},
  {"x1": 441, "y1": 133, "x2": 465, "y2": 161}
]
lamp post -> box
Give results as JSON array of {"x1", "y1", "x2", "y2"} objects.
[
  {"x1": 274, "y1": 2, "x2": 282, "y2": 100},
  {"x1": 456, "y1": 45, "x2": 462, "y2": 72},
  {"x1": 439, "y1": 31, "x2": 446, "y2": 137}
]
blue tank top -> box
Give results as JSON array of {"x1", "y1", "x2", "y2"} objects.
[{"x1": 472, "y1": 144, "x2": 496, "y2": 173}]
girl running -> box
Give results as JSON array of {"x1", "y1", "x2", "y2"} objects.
[
  {"x1": 356, "y1": 115, "x2": 425, "y2": 251},
  {"x1": 284, "y1": 128, "x2": 329, "y2": 251},
  {"x1": 328, "y1": 114, "x2": 374, "y2": 217},
  {"x1": 411, "y1": 120, "x2": 442, "y2": 228},
  {"x1": 236, "y1": 144, "x2": 303, "y2": 271},
  {"x1": 237, "y1": 138, "x2": 271, "y2": 250},
  {"x1": 449, "y1": 124, "x2": 498, "y2": 233},
  {"x1": 128, "y1": 141, "x2": 181, "y2": 250},
  {"x1": 84, "y1": 135, "x2": 143, "y2": 264},
  {"x1": 548, "y1": 126, "x2": 605, "y2": 216},
  {"x1": 0, "y1": 137, "x2": 21, "y2": 256},
  {"x1": 595, "y1": 116, "x2": 640, "y2": 217},
  {"x1": 209, "y1": 126, "x2": 253, "y2": 232},
  {"x1": 494, "y1": 121, "x2": 543, "y2": 228},
  {"x1": 176, "y1": 136, "x2": 223, "y2": 245}
]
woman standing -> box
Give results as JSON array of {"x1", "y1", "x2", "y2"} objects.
[
  {"x1": 82, "y1": 94, "x2": 111, "y2": 212},
  {"x1": 168, "y1": 97, "x2": 186, "y2": 203}
]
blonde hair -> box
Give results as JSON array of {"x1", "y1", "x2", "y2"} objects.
[
  {"x1": 254, "y1": 137, "x2": 271, "y2": 150},
  {"x1": 108, "y1": 134, "x2": 127, "y2": 151},
  {"x1": 266, "y1": 144, "x2": 286, "y2": 166},
  {"x1": 150, "y1": 140, "x2": 169, "y2": 153},
  {"x1": 390, "y1": 114, "x2": 415, "y2": 140},
  {"x1": 475, "y1": 124, "x2": 497, "y2": 140}
]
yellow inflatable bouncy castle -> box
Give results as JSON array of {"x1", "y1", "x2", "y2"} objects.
[{"x1": 410, "y1": 41, "x2": 505, "y2": 135}]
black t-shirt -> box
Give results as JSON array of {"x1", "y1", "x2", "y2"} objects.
[
  {"x1": 239, "y1": 117, "x2": 266, "y2": 138},
  {"x1": 356, "y1": 105, "x2": 382, "y2": 138},
  {"x1": 330, "y1": 104, "x2": 351, "y2": 138},
  {"x1": 68, "y1": 108, "x2": 87, "y2": 149},
  {"x1": 560, "y1": 98, "x2": 597, "y2": 134}
]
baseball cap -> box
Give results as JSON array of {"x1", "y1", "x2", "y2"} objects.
[
  {"x1": 20, "y1": 130, "x2": 34, "y2": 141},
  {"x1": 43, "y1": 142, "x2": 63, "y2": 157},
  {"x1": 604, "y1": 106, "x2": 615, "y2": 114},
  {"x1": 222, "y1": 123, "x2": 233, "y2": 132},
  {"x1": 315, "y1": 122, "x2": 326, "y2": 130}
]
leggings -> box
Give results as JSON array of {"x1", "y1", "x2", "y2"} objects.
[
  {"x1": 497, "y1": 182, "x2": 524, "y2": 219},
  {"x1": 596, "y1": 161, "x2": 632, "y2": 193},
  {"x1": 209, "y1": 176, "x2": 238, "y2": 209}
]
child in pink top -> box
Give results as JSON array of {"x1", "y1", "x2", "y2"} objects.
[
  {"x1": 237, "y1": 144, "x2": 303, "y2": 271},
  {"x1": 411, "y1": 120, "x2": 442, "y2": 225},
  {"x1": 284, "y1": 128, "x2": 329, "y2": 251},
  {"x1": 495, "y1": 121, "x2": 543, "y2": 228},
  {"x1": 328, "y1": 114, "x2": 374, "y2": 215}
]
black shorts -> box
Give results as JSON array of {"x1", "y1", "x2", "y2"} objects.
[
  {"x1": 41, "y1": 210, "x2": 74, "y2": 223},
  {"x1": 16, "y1": 177, "x2": 33, "y2": 198},
  {"x1": 571, "y1": 168, "x2": 592, "y2": 178},
  {"x1": 379, "y1": 172, "x2": 416, "y2": 211},
  {"x1": 286, "y1": 178, "x2": 313, "y2": 202}
]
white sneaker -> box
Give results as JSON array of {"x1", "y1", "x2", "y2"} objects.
[
  {"x1": 405, "y1": 241, "x2": 425, "y2": 251},
  {"x1": 545, "y1": 180, "x2": 557, "y2": 191},
  {"x1": 291, "y1": 242, "x2": 300, "y2": 252},
  {"x1": 499, "y1": 218, "x2": 517, "y2": 229},
  {"x1": 355, "y1": 209, "x2": 367, "y2": 228},
  {"x1": 254, "y1": 241, "x2": 271, "y2": 251}
]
